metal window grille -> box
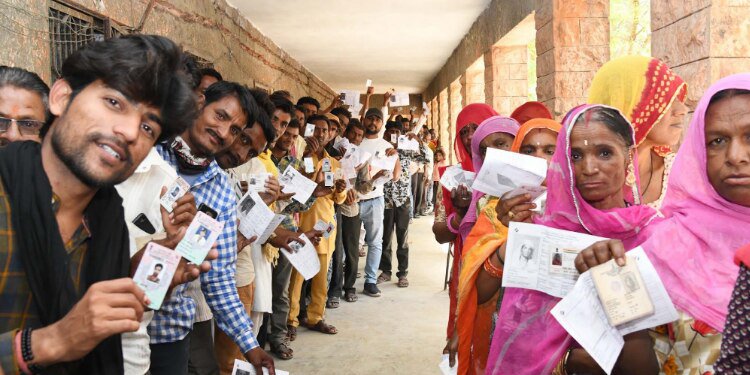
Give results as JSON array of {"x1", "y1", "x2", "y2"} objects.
[{"x1": 48, "y1": 1, "x2": 120, "y2": 80}]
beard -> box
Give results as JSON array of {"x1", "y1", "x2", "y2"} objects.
[
  {"x1": 51, "y1": 126, "x2": 133, "y2": 188},
  {"x1": 365, "y1": 125, "x2": 379, "y2": 135}
]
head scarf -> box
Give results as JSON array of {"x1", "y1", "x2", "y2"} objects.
[
  {"x1": 588, "y1": 56, "x2": 687, "y2": 155},
  {"x1": 458, "y1": 116, "x2": 520, "y2": 241},
  {"x1": 510, "y1": 101, "x2": 553, "y2": 125},
  {"x1": 640, "y1": 74, "x2": 750, "y2": 331},
  {"x1": 510, "y1": 119, "x2": 562, "y2": 153},
  {"x1": 454, "y1": 103, "x2": 498, "y2": 172},
  {"x1": 485, "y1": 105, "x2": 661, "y2": 375}
]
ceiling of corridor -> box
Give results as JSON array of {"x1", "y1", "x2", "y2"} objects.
[{"x1": 227, "y1": 0, "x2": 493, "y2": 94}]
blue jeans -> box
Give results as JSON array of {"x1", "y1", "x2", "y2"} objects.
[{"x1": 359, "y1": 196, "x2": 385, "y2": 284}]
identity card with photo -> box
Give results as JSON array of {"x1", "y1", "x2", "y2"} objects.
[
  {"x1": 243, "y1": 173, "x2": 270, "y2": 193},
  {"x1": 591, "y1": 256, "x2": 655, "y2": 326},
  {"x1": 237, "y1": 190, "x2": 275, "y2": 241},
  {"x1": 304, "y1": 123, "x2": 315, "y2": 137},
  {"x1": 160, "y1": 177, "x2": 190, "y2": 213},
  {"x1": 175, "y1": 211, "x2": 224, "y2": 264},
  {"x1": 231, "y1": 359, "x2": 289, "y2": 375},
  {"x1": 314, "y1": 220, "x2": 334, "y2": 239},
  {"x1": 133, "y1": 242, "x2": 181, "y2": 310},
  {"x1": 303, "y1": 157, "x2": 315, "y2": 173}
]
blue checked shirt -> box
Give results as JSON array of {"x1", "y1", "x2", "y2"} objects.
[{"x1": 148, "y1": 144, "x2": 258, "y2": 353}]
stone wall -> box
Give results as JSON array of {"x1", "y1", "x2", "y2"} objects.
[
  {"x1": 651, "y1": 0, "x2": 750, "y2": 106},
  {"x1": 0, "y1": 0, "x2": 336, "y2": 103},
  {"x1": 484, "y1": 45, "x2": 529, "y2": 115}
]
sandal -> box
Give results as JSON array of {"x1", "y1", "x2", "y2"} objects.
[
  {"x1": 326, "y1": 296, "x2": 340, "y2": 309},
  {"x1": 286, "y1": 325, "x2": 297, "y2": 341},
  {"x1": 306, "y1": 320, "x2": 338, "y2": 334},
  {"x1": 377, "y1": 272, "x2": 391, "y2": 284},
  {"x1": 344, "y1": 290, "x2": 358, "y2": 302},
  {"x1": 397, "y1": 276, "x2": 409, "y2": 288},
  {"x1": 270, "y1": 342, "x2": 294, "y2": 360}
]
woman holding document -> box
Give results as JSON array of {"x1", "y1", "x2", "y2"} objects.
[
  {"x1": 456, "y1": 118, "x2": 560, "y2": 375},
  {"x1": 486, "y1": 104, "x2": 661, "y2": 375},
  {"x1": 575, "y1": 75, "x2": 750, "y2": 375}
]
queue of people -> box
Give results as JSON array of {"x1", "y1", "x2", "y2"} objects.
[{"x1": 438, "y1": 56, "x2": 750, "y2": 375}]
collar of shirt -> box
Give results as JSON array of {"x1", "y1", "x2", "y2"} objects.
[{"x1": 156, "y1": 143, "x2": 223, "y2": 187}]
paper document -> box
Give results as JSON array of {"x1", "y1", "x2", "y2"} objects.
[
  {"x1": 502, "y1": 222, "x2": 607, "y2": 298},
  {"x1": 231, "y1": 359, "x2": 289, "y2": 375},
  {"x1": 472, "y1": 149, "x2": 547, "y2": 198},
  {"x1": 280, "y1": 234, "x2": 320, "y2": 280},
  {"x1": 551, "y1": 247, "x2": 678, "y2": 374},
  {"x1": 439, "y1": 355, "x2": 457, "y2": 375},
  {"x1": 504, "y1": 185, "x2": 546, "y2": 201},
  {"x1": 591, "y1": 256, "x2": 654, "y2": 326},
  {"x1": 280, "y1": 166, "x2": 317, "y2": 204},
  {"x1": 176, "y1": 212, "x2": 224, "y2": 264},
  {"x1": 370, "y1": 151, "x2": 398, "y2": 172},
  {"x1": 160, "y1": 177, "x2": 190, "y2": 213},
  {"x1": 397, "y1": 135, "x2": 420, "y2": 151},
  {"x1": 237, "y1": 190, "x2": 276, "y2": 241},
  {"x1": 532, "y1": 191, "x2": 547, "y2": 213},
  {"x1": 256, "y1": 214, "x2": 284, "y2": 244},
  {"x1": 340, "y1": 90, "x2": 360, "y2": 108},
  {"x1": 439, "y1": 165, "x2": 475, "y2": 191},
  {"x1": 389, "y1": 92, "x2": 410, "y2": 107}
]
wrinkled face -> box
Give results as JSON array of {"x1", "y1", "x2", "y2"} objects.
[
  {"x1": 570, "y1": 120, "x2": 630, "y2": 207},
  {"x1": 187, "y1": 95, "x2": 246, "y2": 158},
  {"x1": 519, "y1": 129, "x2": 558, "y2": 163},
  {"x1": 704, "y1": 94, "x2": 750, "y2": 207},
  {"x1": 48, "y1": 80, "x2": 162, "y2": 187},
  {"x1": 215, "y1": 122, "x2": 268, "y2": 169},
  {"x1": 363, "y1": 115, "x2": 383, "y2": 135},
  {"x1": 271, "y1": 108, "x2": 291, "y2": 142},
  {"x1": 336, "y1": 114, "x2": 349, "y2": 127},
  {"x1": 345, "y1": 126, "x2": 365, "y2": 146},
  {"x1": 277, "y1": 125, "x2": 299, "y2": 152},
  {"x1": 312, "y1": 119, "x2": 329, "y2": 145},
  {"x1": 384, "y1": 127, "x2": 401, "y2": 146},
  {"x1": 294, "y1": 108, "x2": 305, "y2": 125},
  {"x1": 0, "y1": 86, "x2": 47, "y2": 146},
  {"x1": 479, "y1": 132, "x2": 515, "y2": 159},
  {"x1": 459, "y1": 123, "x2": 478, "y2": 155},
  {"x1": 301, "y1": 103, "x2": 317, "y2": 119},
  {"x1": 646, "y1": 99, "x2": 689, "y2": 147},
  {"x1": 196, "y1": 75, "x2": 219, "y2": 96}
]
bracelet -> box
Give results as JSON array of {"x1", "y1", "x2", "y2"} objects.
[
  {"x1": 20, "y1": 328, "x2": 43, "y2": 374},
  {"x1": 446, "y1": 213, "x2": 459, "y2": 234},
  {"x1": 483, "y1": 257, "x2": 503, "y2": 279},
  {"x1": 552, "y1": 349, "x2": 572, "y2": 375},
  {"x1": 15, "y1": 330, "x2": 31, "y2": 375},
  {"x1": 494, "y1": 246, "x2": 505, "y2": 266}
]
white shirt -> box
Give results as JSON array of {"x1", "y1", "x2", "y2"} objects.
[{"x1": 358, "y1": 137, "x2": 393, "y2": 200}]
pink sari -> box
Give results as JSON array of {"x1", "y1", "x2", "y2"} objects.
[
  {"x1": 458, "y1": 116, "x2": 520, "y2": 242},
  {"x1": 640, "y1": 74, "x2": 750, "y2": 331},
  {"x1": 485, "y1": 104, "x2": 661, "y2": 375}
]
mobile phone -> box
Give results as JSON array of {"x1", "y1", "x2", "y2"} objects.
[
  {"x1": 132, "y1": 213, "x2": 156, "y2": 235},
  {"x1": 198, "y1": 203, "x2": 218, "y2": 219}
]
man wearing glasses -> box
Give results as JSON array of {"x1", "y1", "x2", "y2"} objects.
[{"x1": 0, "y1": 66, "x2": 50, "y2": 146}]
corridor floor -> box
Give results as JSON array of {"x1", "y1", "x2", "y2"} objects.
[{"x1": 281, "y1": 215, "x2": 450, "y2": 375}]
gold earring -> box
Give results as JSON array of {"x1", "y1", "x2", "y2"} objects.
[{"x1": 626, "y1": 161, "x2": 636, "y2": 186}]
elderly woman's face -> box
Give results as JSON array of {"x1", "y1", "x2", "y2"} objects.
[
  {"x1": 704, "y1": 94, "x2": 750, "y2": 207},
  {"x1": 570, "y1": 120, "x2": 630, "y2": 207}
]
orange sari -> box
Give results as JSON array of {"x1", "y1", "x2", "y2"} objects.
[{"x1": 456, "y1": 119, "x2": 561, "y2": 375}]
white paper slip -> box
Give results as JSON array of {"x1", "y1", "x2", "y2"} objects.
[
  {"x1": 256, "y1": 214, "x2": 285, "y2": 244},
  {"x1": 231, "y1": 359, "x2": 289, "y2": 375},
  {"x1": 439, "y1": 165, "x2": 475, "y2": 191},
  {"x1": 324, "y1": 172, "x2": 334, "y2": 187},
  {"x1": 160, "y1": 177, "x2": 190, "y2": 213},
  {"x1": 279, "y1": 166, "x2": 317, "y2": 204},
  {"x1": 304, "y1": 123, "x2": 315, "y2": 137},
  {"x1": 472, "y1": 149, "x2": 548, "y2": 198},
  {"x1": 397, "y1": 135, "x2": 420, "y2": 151},
  {"x1": 365, "y1": 79, "x2": 372, "y2": 88},
  {"x1": 176, "y1": 211, "x2": 224, "y2": 264},
  {"x1": 314, "y1": 220, "x2": 334, "y2": 238},
  {"x1": 133, "y1": 242, "x2": 181, "y2": 310},
  {"x1": 371, "y1": 170, "x2": 392, "y2": 187},
  {"x1": 237, "y1": 190, "x2": 276, "y2": 241},
  {"x1": 504, "y1": 185, "x2": 547, "y2": 201},
  {"x1": 333, "y1": 137, "x2": 351, "y2": 153},
  {"x1": 280, "y1": 234, "x2": 320, "y2": 280},
  {"x1": 340, "y1": 90, "x2": 360, "y2": 108},
  {"x1": 303, "y1": 157, "x2": 314, "y2": 173},
  {"x1": 242, "y1": 173, "x2": 270, "y2": 193},
  {"x1": 389, "y1": 91, "x2": 410, "y2": 107},
  {"x1": 502, "y1": 222, "x2": 607, "y2": 298},
  {"x1": 551, "y1": 272, "x2": 624, "y2": 375},
  {"x1": 532, "y1": 191, "x2": 547, "y2": 214},
  {"x1": 370, "y1": 151, "x2": 398, "y2": 172},
  {"x1": 439, "y1": 354, "x2": 457, "y2": 375}
]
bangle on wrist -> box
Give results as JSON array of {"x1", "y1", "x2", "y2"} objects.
[
  {"x1": 483, "y1": 256, "x2": 503, "y2": 279},
  {"x1": 20, "y1": 328, "x2": 44, "y2": 374},
  {"x1": 446, "y1": 213, "x2": 459, "y2": 234},
  {"x1": 494, "y1": 246, "x2": 505, "y2": 265}
]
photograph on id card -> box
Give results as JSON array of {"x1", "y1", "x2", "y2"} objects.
[
  {"x1": 133, "y1": 242, "x2": 181, "y2": 310},
  {"x1": 160, "y1": 177, "x2": 190, "y2": 213},
  {"x1": 176, "y1": 211, "x2": 224, "y2": 264},
  {"x1": 324, "y1": 172, "x2": 334, "y2": 187}
]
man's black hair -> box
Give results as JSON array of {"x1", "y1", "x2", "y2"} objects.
[
  {"x1": 0, "y1": 66, "x2": 52, "y2": 136},
  {"x1": 248, "y1": 88, "x2": 275, "y2": 118},
  {"x1": 331, "y1": 107, "x2": 352, "y2": 119},
  {"x1": 61, "y1": 34, "x2": 197, "y2": 143},
  {"x1": 181, "y1": 54, "x2": 202, "y2": 90},
  {"x1": 287, "y1": 118, "x2": 300, "y2": 130},
  {"x1": 385, "y1": 120, "x2": 403, "y2": 133},
  {"x1": 200, "y1": 68, "x2": 223, "y2": 82},
  {"x1": 270, "y1": 90, "x2": 292, "y2": 102},
  {"x1": 272, "y1": 97, "x2": 294, "y2": 116},
  {"x1": 307, "y1": 114, "x2": 328, "y2": 125},
  {"x1": 297, "y1": 96, "x2": 321, "y2": 110},
  {"x1": 345, "y1": 119, "x2": 364, "y2": 134},
  {"x1": 400, "y1": 117, "x2": 410, "y2": 124},
  {"x1": 154, "y1": 263, "x2": 163, "y2": 269},
  {"x1": 294, "y1": 105, "x2": 305, "y2": 114},
  {"x1": 244, "y1": 88, "x2": 275, "y2": 146}
]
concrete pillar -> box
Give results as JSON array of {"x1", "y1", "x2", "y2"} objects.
[
  {"x1": 484, "y1": 45, "x2": 529, "y2": 115},
  {"x1": 438, "y1": 89, "x2": 451, "y2": 162},
  {"x1": 535, "y1": 0, "x2": 609, "y2": 119},
  {"x1": 652, "y1": 0, "x2": 750, "y2": 106},
  {"x1": 430, "y1": 97, "x2": 439, "y2": 131},
  {"x1": 461, "y1": 59, "x2": 486, "y2": 107},
  {"x1": 448, "y1": 79, "x2": 463, "y2": 164}
]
